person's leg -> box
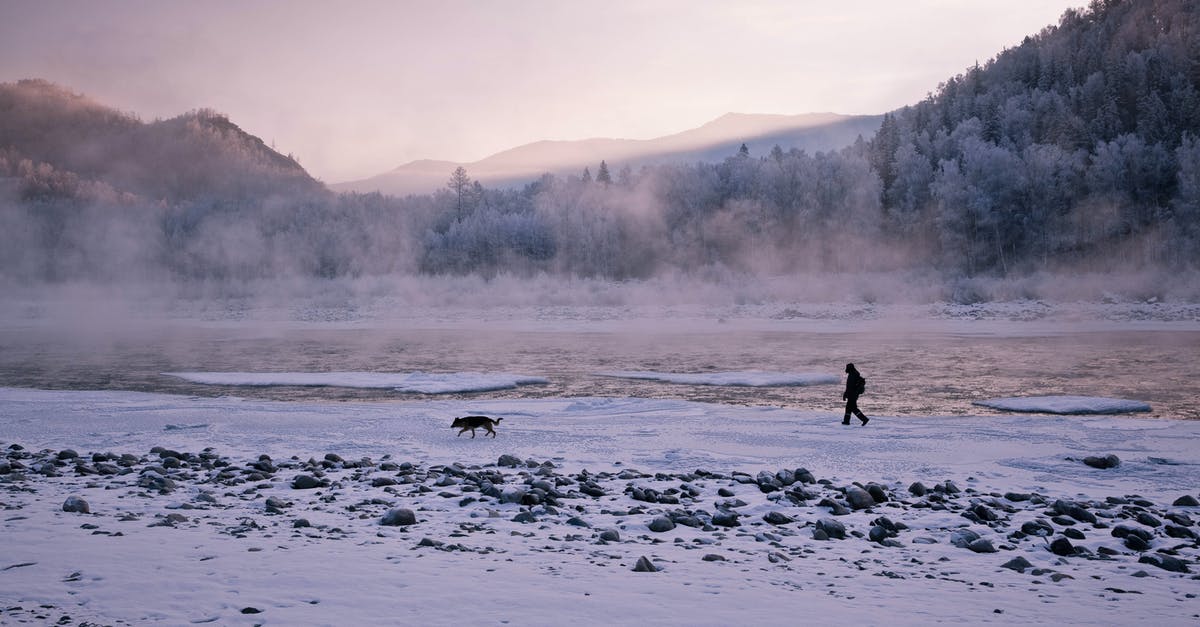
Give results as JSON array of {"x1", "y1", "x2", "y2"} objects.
[{"x1": 843, "y1": 398, "x2": 854, "y2": 424}]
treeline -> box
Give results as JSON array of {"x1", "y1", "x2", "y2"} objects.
[{"x1": 2, "y1": 0, "x2": 1200, "y2": 285}]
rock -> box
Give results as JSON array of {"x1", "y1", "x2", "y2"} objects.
[
  {"x1": 566, "y1": 516, "x2": 590, "y2": 528},
  {"x1": 1053, "y1": 500, "x2": 1097, "y2": 524},
  {"x1": 56, "y1": 449, "x2": 79, "y2": 460},
  {"x1": 1083, "y1": 454, "x2": 1120, "y2": 469},
  {"x1": 371, "y1": 477, "x2": 398, "y2": 487},
  {"x1": 970, "y1": 504, "x2": 999, "y2": 522},
  {"x1": 812, "y1": 528, "x2": 829, "y2": 541},
  {"x1": 717, "y1": 487, "x2": 736, "y2": 497},
  {"x1": 62, "y1": 496, "x2": 90, "y2": 514},
  {"x1": 762, "y1": 511, "x2": 794, "y2": 525},
  {"x1": 908, "y1": 481, "x2": 928, "y2": 496},
  {"x1": 1138, "y1": 553, "x2": 1191, "y2": 573},
  {"x1": 497, "y1": 454, "x2": 522, "y2": 467},
  {"x1": 291, "y1": 474, "x2": 324, "y2": 490},
  {"x1": 323, "y1": 453, "x2": 344, "y2": 464},
  {"x1": 815, "y1": 518, "x2": 846, "y2": 540},
  {"x1": 1123, "y1": 535, "x2": 1151, "y2": 551},
  {"x1": 240, "y1": 607, "x2": 262, "y2": 615},
  {"x1": 511, "y1": 511, "x2": 537, "y2": 524},
  {"x1": 1172, "y1": 495, "x2": 1200, "y2": 507},
  {"x1": 648, "y1": 516, "x2": 676, "y2": 533},
  {"x1": 1049, "y1": 537, "x2": 1076, "y2": 556},
  {"x1": 633, "y1": 556, "x2": 658, "y2": 572},
  {"x1": 869, "y1": 525, "x2": 890, "y2": 543},
  {"x1": 711, "y1": 510, "x2": 740, "y2": 527},
  {"x1": 967, "y1": 538, "x2": 997, "y2": 553},
  {"x1": 846, "y1": 486, "x2": 875, "y2": 510},
  {"x1": 950, "y1": 529, "x2": 981, "y2": 549},
  {"x1": 794, "y1": 468, "x2": 816, "y2": 484},
  {"x1": 1063, "y1": 527, "x2": 1086, "y2": 540},
  {"x1": 264, "y1": 496, "x2": 290, "y2": 514},
  {"x1": 292, "y1": 518, "x2": 311, "y2": 528},
  {"x1": 380, "y1": 508, "x2": 417, "y2": 526},
  {"x1": 1004, "y1": 492, "x2": 1032, "y2": 502},
  {"x1": 866, "y1": 484, "x2": 889, "y2": 503},
  {"x1": 1165, "y1": 525, "x2": 1196, "y2": 539},
  {"x1": 1001, "y1": 556, "x2": 1035, "y2": 573},
  {"x1": 1136, "y1": 512, "x2": 1161, "y2": 527},
  {"x1": 702, "y1": 553, "x2": 726, "y2": 562},
  {"x1": 598, "y1": 529, "x2": 620, "y2": 542},
  {"x1": 817, "y1": 498, "x2": 851, "y2": 516}
]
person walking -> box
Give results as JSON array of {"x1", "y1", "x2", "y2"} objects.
[{"x1": 842, "y1": 363, "x2": 869, "y2": 426}]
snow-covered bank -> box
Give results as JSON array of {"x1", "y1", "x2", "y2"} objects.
[{"x1": 2, "y1": 388, "x2": 1198, "y2": 625}]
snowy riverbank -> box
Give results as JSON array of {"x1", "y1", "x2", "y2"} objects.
[{"x1": 2, "y1": 388, "x2": 1198, "y2": 625}]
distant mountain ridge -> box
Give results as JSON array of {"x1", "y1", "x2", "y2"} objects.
[
  {"x1": 0, "y1": 79, "x2": 320, "y2": 203},
  {"x1": 333, "y1": 112, "x2": 883, "y2": 195}
]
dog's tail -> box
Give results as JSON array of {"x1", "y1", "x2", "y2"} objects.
[{"x1": 495, "y1": 417, "x2": 503, "y2": 423}]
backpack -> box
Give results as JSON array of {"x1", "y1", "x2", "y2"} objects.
[{"x1": 855, "y1": 376, "x2": 866, "y2": 395}]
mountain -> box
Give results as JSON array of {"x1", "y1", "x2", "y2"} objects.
[
  {"x1": 332, "y1": 112, "x2": 882, "y2": 195},
  {"x1": 0, "y1": 79, "x2": 321, "y2": 203}
]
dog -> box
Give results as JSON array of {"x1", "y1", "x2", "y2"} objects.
[{"x1": 452, "y1": 415, "x2": 502, "y2": 438}]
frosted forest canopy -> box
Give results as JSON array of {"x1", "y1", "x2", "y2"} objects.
[{"x1": 1, "y1": 0, "x2": 1199, "y2": 292}]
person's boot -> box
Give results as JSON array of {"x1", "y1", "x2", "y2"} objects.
[
  {"x1": 860, "y1": 416, "x2": 869, "y2": 426},
  {"x1": 842, "y1": 417, "x2": 850, "y2": 425}
]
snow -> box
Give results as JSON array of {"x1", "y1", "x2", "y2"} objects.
[
  {"x1": 974, "y1": 395, "x2": 1153, "y2": 415},
  {"x1": 2, "y1": 386, "x2": 1199, "y2": 625},
  {"x1": 162, "y1": 371, "x2": 549, "y2": 394},
  {"x1": 598, "y1": 370, "x2": 839, "y2": 387}
]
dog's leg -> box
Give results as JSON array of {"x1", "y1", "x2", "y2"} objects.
[{"x1": 470, "y1": 428, "x2": 476, "y2": 439}]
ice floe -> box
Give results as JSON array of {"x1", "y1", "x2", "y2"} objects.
[
  {"x1": 974, "y1": 395, "x2": 1152, "y2": 415},
  {"x1": 162, "y1": 371, "x2": 548, "y2": 394},
  {"x1": 597, "y1": 370, "x2": 839, "y2": 387}
]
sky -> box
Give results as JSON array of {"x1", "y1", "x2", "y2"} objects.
[{"x1": 0, "y1": 0, "x2": 1084, "y2": 183}]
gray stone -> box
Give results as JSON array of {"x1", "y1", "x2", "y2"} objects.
[
  {"x1": 815, "y1": 518, "x2": 846, "y2": 540},
  {"x1": 908, "y1": 481, "x2": 928, "y2": 496},
  {"x1": 648, "y1": 516, "x2": 676, "y2": 533},
  {"x1": 1049, "y1": 537, "x2": 1075, "y2": 556},
  {"x1": 633, "y1": 556, "x2": 658, "y2": 572},
  {"x1": 380, "y1": 508, "x2": 418, "y2": 526},
  {"x1": 846, "y1": 486, "x2": 875, "y2": 510},
  {"x1": 711, "y1": 510, "x2": 740, "y2": 527},
  {"x1": 950, "y1": 529, "x2": 981, "y2": 548},
  {"x1": 1001, "y1": 556, "x2": 1034, "y2": 573},
  {"x1": 291, "y1": 474, "x2": 324, "y2": 490},
  {"x1": 762, "y1": 511, "x2": 794, "y2": 525},
  {"x1": 1082, "y1": 454, "x2": 1120, "y2": 469},
  {"x1": 497, "y1": 454, "x2": 522, "y2": 467},
  {"x1": 866, "y1": 484, "x2": 888, "y2": 503},
  {"x1": 62, "y1": 496, "x2": 90, "y2": 514},
  {"x1": 1138, "y1": 553, "x2": 1191, "y2": 573},
  {"x1": 701, "y1": 553, "x2": 726, "y2": 562},
  {"x1": 967, "y1": 538, "x2": 997, "y2": 553},
  {"x1": 1172, "y1": 495, "x2": 1200, "y2": 507},
  {"x1": 1124, "y1": 535, "x2": 1151, "y2": 551},
  {"x1": 598, "y1": 529, "x2": 620, "y2": 542}
]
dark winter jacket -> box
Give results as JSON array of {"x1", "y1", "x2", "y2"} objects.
[{"x1": 844, "y1": 369, "x2": 865, "y2": 399}]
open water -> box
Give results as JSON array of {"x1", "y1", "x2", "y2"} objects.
[{"x1": 0, "y1": 322, "x2": 1196, "y2": 420}]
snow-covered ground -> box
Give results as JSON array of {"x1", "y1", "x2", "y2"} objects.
[
  {"x1": 2, "y1": 386, "x2": 1198, "y2": 625},
  {"x1": 975, "y1": 396, "x2": 1153, "y2": 415}
]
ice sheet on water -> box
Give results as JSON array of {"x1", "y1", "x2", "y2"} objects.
[
  {"x1": 973, "y1": 395, "x2": 1151, "y2": 414},
  {"x1": 597, "y1": 370, "x2": 838, "y2": 387},
  {"x1": 161, "y1": 371, "x2": 548, "y2": 394}
]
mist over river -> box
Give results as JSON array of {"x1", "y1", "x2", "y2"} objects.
[{"x1": 1, "y1": 310, "x2": 1196, "y2": 420}]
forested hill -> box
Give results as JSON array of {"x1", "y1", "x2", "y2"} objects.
[
  {"x1": 868, "y1": 0, "x2": 1200, "y2": 273},
  {"x1": 0, "y1": 79, "x2": 321, "y2": 203},
  {"x1": 1, "y1": 0, "x2": 1199, "y2": 291}
]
